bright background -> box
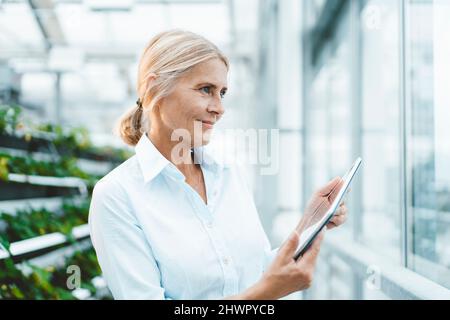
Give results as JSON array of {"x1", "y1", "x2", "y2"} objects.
[{"x1": 1, "y1": 0, "x2": 450, "y2": 299}]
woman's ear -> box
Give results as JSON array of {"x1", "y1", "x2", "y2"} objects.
[
  {"x1": 141, "y1": 72, "x2": 158, "y2": 99},
  {"x1": 147, "y1": 72, "x2": 157, "y2": 80},
  {"x1": 145, "y1": 72, "x2": 158, "y2": 88}
]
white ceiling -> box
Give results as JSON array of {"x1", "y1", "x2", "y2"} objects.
[{"x1": 0, "y1": 0, "x2": 260, "y2": 145}]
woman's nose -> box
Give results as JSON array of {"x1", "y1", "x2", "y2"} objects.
[{"x1": 207, "y1": 99, "x2": 225, "y2": 117}]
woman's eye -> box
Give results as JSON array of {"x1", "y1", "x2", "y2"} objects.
[
  {"x1": 200, "y1": 87, "x2": 211, "y2": 94},
  {"x1": 199, "y1": 86, "x2": 226, "y2": 98}
]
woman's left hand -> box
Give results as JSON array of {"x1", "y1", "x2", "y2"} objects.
[
  {"x1": 326, "y1": 201, "x2": 348, "y2": 230},
  {"x1": 296, "y1": 177, "x2": 349, "y2": 233}
]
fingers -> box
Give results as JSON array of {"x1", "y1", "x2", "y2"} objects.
[
  {"x1": 278, "y1": 230, "x2": 300, "y2": 263},
  {"x1": 336, "y1": 202, "x2": 347, "y2": 215},
  {"x1": 297, "y1": 229, "x2": 325, "y2": 267},
  {"x1": 327, "y1": 204, "x2": 348, "y2": 228},
  {"x1": 316, "y1": 176, "x2": 343, "y2": 196},
  {"x1": 327, "y1": 179, "x2": 345, "y2": 202},
  {"x1": 328, "y1": 213, "x2": 347, "y2": 226}
]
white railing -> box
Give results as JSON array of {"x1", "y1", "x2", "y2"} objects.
[
  {"x1": 0, "y1": 223, "x2": 90, "y2": 260},
  {"x1": 7, "y1": 173, "x2": 88, "y2": 195},
  {"x1": 321, "y1": 232, "x2": 450, "y2": 300}
]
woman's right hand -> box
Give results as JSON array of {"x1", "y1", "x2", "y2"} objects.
[{"x1": 246, "y1": 229, "x2": 325, "y2": 300}]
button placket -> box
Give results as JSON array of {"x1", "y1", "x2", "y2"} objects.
[
  {"x1": 221, "y1": 255, "x2": 239, "y2": 296},
  {"x1": 197, "y1": 204, "x2": 238, "y2": 295},
  {"x1": 212, "y1": 231, "x2": 239, "y2": 295},
  {"x1": 207, "y1": 169, "x2": 222, "y2": 213},
  {"x1": 181, "y1": 164, "x2": 238, "y2": 296}
]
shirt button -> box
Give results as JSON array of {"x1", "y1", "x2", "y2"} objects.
[
  {"x1": 223, "y1": 257, "x2": 230, "y2": 265},
  {"x1": 206, "y1": 221, "x2": 213, "y2": 228}
]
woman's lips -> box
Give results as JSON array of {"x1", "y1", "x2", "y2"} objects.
[{"x1": 199, "y1": 120, "x2": 215, "y2": 129}]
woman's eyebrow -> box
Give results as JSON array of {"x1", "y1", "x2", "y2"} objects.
[{"x1": 196, "y1": 82, "x2": 228, "y2": 91}]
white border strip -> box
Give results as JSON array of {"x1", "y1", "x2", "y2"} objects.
[
  {"x1": 0, "y1": 223, "x2": 90, "y2": 260},
  {"x1": 324, "y1": 232, "x2": 450, "y2": 300}
]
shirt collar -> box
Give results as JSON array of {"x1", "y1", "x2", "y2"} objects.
[
  {"x1": 135, "y1": 133, "x2": 229, "y2": 184},
  {"x1": 135, "y1": 132, "x2": 171, "y2": 184}
]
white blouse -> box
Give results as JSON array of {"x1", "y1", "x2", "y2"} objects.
[{"x1": 89, "y1": 132, "x2": 278, "y2": 299}]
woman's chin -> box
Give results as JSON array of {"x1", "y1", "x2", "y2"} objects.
[{"x1": 190, "y1": 123, "x2": 214, "y2": 147}]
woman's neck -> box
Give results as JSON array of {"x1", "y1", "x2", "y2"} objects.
[{"x1": 147, "y1": 128, "x2": 198, "y2": 177}]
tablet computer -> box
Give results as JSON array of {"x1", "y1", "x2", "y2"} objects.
[{"x1": 293, "y1": 157, "x2": 362, "y2": 260}]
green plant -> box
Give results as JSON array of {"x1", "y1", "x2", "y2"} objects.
[
  {"x1": 0, "y1": 104, "x2": 22, "y2": 135},
  {"x1": 0, "y1": 247, "x2": 111, "y2": 300},
  {"x1": 37, "y1": 124, "x2": 92, "y2": 154},
  {"x1": 36, "y1": 120, "x2": 134, "y2": 162},
  {"x1": 0, "y1": 105, "x2": 120, "y2": 300},
  {"x1": 50, "y1": 248, "x2": 103, "y2": 297},
  {"x1": 0, "y1": 157, "x2": 8, "y2": 180},
  {"x1": 0, "y1": 255, "x2": 76, "y2": 300},
  {"x1": 0, "y1": 152, "x2": 91, "y2": 181},
  {"x1": 0, "y1": 104, "x2": 130, "y2": 163},
  {"x1": 0, "y1": 197, "x2": 90, "y2": 243}
]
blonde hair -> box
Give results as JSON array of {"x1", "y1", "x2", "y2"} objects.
[{"x1": 117, "y1": 29, "x2": 229, "y2": 146}]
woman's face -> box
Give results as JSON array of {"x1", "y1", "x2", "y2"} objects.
[{"x1": 152, "y1": 58, "x2": 228, "y2": 147}]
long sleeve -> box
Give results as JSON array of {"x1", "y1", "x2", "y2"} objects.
[
  {"x1": 88, "y1": 178, "x2": 167, "y2": 300},
  {"x1": 86, "y1": 136, "x2": 278, "y2": 299}
]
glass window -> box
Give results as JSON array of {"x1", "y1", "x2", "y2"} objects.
[
  {"x1": 306, "y1": 12, "x2": 353, "y2": 238},
  {"x1": 303, "y1": 3, "x2": 355, "y2": 299},
  {"x1": 407, "y1": 0, "x2": 450, "y2": 288},
  {"x1": 309, "y1": 252, "x2": 356, "y2": 299},
  {"x1": 360, "y1": 0, "x2": 402, "y2": 262}
]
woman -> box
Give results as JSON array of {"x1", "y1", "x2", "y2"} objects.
[{"x1": 88, "y1": 29, "x2": 348, "y2": 300}]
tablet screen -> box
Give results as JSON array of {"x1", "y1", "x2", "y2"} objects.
[{"x1": 293, "y1": 157, "x2": 362, "y2": 260}]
